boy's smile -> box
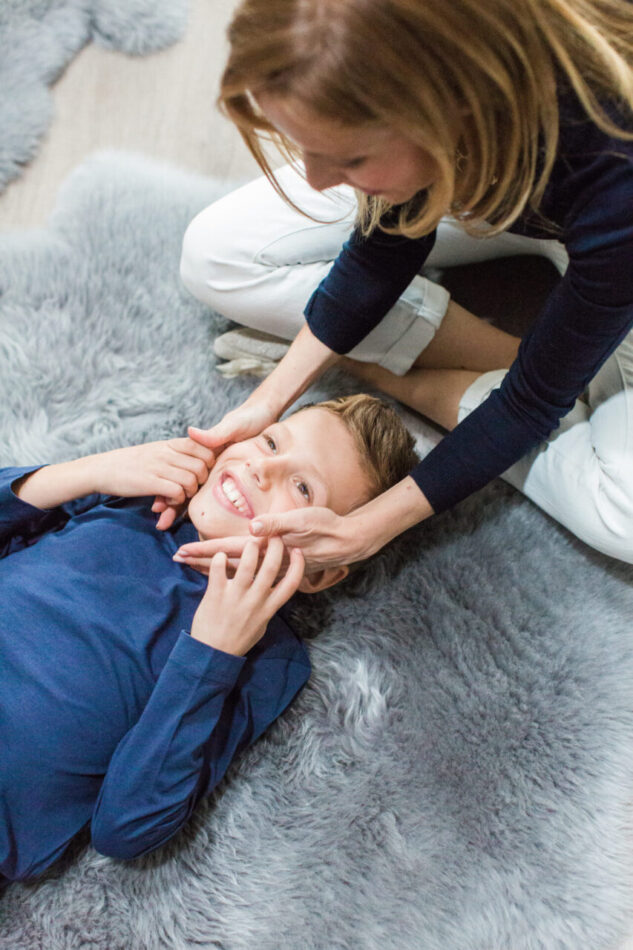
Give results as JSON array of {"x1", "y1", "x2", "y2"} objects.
[{"x1": 215, "y1": 471, "x2": 255, "y2": 519}]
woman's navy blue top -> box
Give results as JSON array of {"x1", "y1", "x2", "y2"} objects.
[
  {"x1": 304, "y1": 92, "x2": 633, "y2": 511},
  {"x1": 0, "y1": 467, "x2": 310, "y2": 881}
]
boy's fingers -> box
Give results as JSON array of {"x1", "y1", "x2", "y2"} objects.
[
  {"x1": 168, "y1": 437, "x2": 215, "y2": 467},
  {"x1": 234, "y1": 539, "x2": 261, "y2": 583},
  {"x1": 153, "y1": 478, "x2": 186, "y2": 506},
  {"x1": 255, "y1": 536, "x2": 287, "y2": 588},
  {"x1": 155, "y1": 507, "x2": 178, "y2": 531},
  {"x1": 208, "y1": 551, "x2": 228, "y2": 585},
  {"x1": 270, "y1": 548, "x2": 305, "y2": 609}
]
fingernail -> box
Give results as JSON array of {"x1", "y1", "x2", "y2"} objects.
[
  {"x1": 173, "y1": 554, "x2": 184, "y2": 562},
  {"x1": 174, "y1": 549, "x2": 189, "y2": 559},
  {"x1": 250, "y1": 521, "x2": 263, "y2": 535}
]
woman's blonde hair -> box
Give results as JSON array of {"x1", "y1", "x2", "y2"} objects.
[{"x1": 219, "y1": 0, "x2": 633, "y2": 238}]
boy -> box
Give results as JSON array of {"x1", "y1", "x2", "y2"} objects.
[{"x1": 0, "y1": 395, "x2": 417, "y2": 883}]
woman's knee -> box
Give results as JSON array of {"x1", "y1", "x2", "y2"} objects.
[{"x1": 179, "y1": 202, "x2": 244, "y2": 309}]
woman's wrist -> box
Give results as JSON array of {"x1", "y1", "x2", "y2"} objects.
[
  {"x1": 248, "y1": 324, "x2": 339, "y2": 419},
  {"x1": 347, "y1": 476, "x2": 434, "y2": 560}
]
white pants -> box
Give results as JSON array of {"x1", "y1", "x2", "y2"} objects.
[{"x1": 181, "y1": 166, "x2": 633, "y2": 563}]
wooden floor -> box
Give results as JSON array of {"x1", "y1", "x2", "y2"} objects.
[
  {"x1": 0, "y1": 0, "x2": 260, "y2": 231},
  {"x1": 1, "y1": 2, "x2": 633, "y2": 945}
]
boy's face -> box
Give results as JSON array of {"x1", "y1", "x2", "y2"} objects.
[{"x1": 187, "y1": 408, "x2": 373, "y2": 541}]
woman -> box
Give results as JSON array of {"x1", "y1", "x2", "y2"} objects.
[{"x1": 171, "y1": 0, "x2": 633, "y2": 567}]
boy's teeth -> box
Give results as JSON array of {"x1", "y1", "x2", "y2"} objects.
[{"x1": 222, "y1": 477, "x2": 247, "y2": 510}]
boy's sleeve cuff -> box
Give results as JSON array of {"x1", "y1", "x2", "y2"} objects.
[
  {"x1": 169, "y1": 630, "x2": 246, "y2": 688},
  {"x1": 1, "y1": 466, "x2": 48, "y2": 512}
]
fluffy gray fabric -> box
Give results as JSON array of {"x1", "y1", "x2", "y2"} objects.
[
  {"x1": 0, "y1": 0, "x2": 188, "y2": 192},
  {"x1": 0, "y1": 152, "x2": 632, "y2": 950}
]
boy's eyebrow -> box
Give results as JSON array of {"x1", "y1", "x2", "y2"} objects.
[{"x1": 275, "y1": 420, "x2": 330, "y2": 506}]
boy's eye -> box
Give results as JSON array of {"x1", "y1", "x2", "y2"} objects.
[
  {"x1": 295, "y1": 480, "x2": 310, "y2": 502},
  {"x1": 263, "y1": 434, "x2": 277, "y2": 453}
]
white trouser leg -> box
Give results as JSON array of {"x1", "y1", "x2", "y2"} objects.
[
  {"x1": 181, "y1": 167, "x2": 569, "y2": 375},
  {"x1": 180, "y1": 166, "x2": 448, "y2": 376},
  {"x1": 458, "y1": 328, "x2": 633, "y2": 563},
  {"x1": 426, "y1": 217, "x2": 569, "y2": 276}
]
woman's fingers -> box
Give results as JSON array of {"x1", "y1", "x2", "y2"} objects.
[
  {"x1": 174, "y1": 535, "x2": 263, "y2": 563},
  {"x1": 188, "y1": 425, "x2": 229, "y2": 452},
  {"x1": 250, "y1": 509, "x2": 307, "y2": 539}
]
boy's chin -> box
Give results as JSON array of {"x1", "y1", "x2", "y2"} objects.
[{"x1": 190, "y1": 517, "x2": 252, "y2": 542}]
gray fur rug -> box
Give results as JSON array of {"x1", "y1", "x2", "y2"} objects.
[
  {"x1": 0, "y1": 0, "x2": 189, "y2": 193},
  {"x1": 1, "y1": 152, "x2": 633, "y2": 950}
]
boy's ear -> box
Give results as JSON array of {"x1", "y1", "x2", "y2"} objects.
[{"x1": 298, "y1": 564, "x2": 349, "y2": 594}]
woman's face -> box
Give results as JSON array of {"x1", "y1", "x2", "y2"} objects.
[{"x1": 257, "y1": 92, "x2": 438, "y2": 205}]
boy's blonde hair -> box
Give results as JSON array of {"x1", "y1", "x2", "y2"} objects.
[
  {"x1": 219, "y1": 0, "x2": 633, "y2": 239},
  {"x1": 298, "y1": 393, "x2": 419, "y2": 499}
]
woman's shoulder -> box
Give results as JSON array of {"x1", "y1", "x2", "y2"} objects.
[{"x1": 557, "y1": 83, "x2": 633, "y2": 155}]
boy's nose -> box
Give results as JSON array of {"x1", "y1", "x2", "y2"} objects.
[{"x1": 245, "y1": 456, "x2": 281, "y2": 490}]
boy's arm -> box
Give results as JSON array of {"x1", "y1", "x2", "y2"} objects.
[
  {"x1": 91, "y1": 626, "x2": 309, "y2": 861},
  {"x1": 14, "y1": 457, "x2": 105, "y2": 510},
  {"x1": 0, "y1": 439, "x2": 214, "y2": 557},
  {"x1": 15, "y1": 439, "x2": 215, "y2": 511},
  {"x1": 0, "y1": 465, "x2": 100, "y2": 558},
  {"x1": 91, "y1": 541, "x2": 308, "y2": 861}
]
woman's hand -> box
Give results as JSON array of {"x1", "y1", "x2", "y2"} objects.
[
  {"x1": 190, "y1": 538, "x2": 304, "y2": 656},
  {"x1": 188, "y1": 399, "x2": 277, "y2": 455},
  {"x1": 174, "y1": 507, "x2": 372, "y2": 575},
  {"x1": 174, "y1": 476, "x2": 434, "y2": 573}
]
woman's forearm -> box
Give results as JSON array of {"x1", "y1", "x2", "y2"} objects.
[
  {"x1": 245, "y1": 323, "x2": 340, "y2": 418},
  {"x1": 350, "y1": 475, "x2": 434, "y2": 560}
]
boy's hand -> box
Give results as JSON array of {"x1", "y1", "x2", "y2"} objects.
[
  {"x1": 190, "y1": 538, "x2": 304, "y2": 656},
  {"x1": 153, "y1": 401, "x2": 277, "y2": 530},
  {"x1": 14, "y1": 438, "x2": 215, "y2": 514},
  {"x1": 92, "y1": 439, "x2": 215, "y2": 505}
]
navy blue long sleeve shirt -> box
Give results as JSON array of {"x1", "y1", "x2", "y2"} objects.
[
  {"x1": 0, "y1": 467, "x2": 310, "y2": 882},
  {"x1": 305, "y1": 92, "x2": 633, "y2": 511}
]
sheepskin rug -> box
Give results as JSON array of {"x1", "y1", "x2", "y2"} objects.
[
  {"x1": 0, "y1": 0, "x2": 188, "y2": 192},
  {"x1": 0, "y1": 152, "x2": 632, "y2": 950}
]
